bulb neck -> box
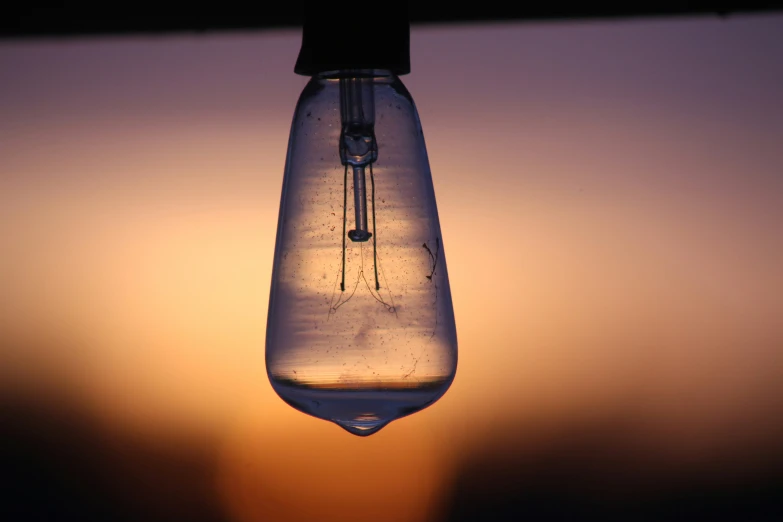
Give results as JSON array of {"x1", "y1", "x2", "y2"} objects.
[
  {"x1": 294, "y1": 2, "x2": 410, "y2": 76},
  {"x1": 315, "y1": 69, "x2": 395, "y2": 80}
]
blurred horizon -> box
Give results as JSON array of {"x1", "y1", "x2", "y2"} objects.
[{"x1": 2, "y1": 13, "x2": 783, "y2": 522}]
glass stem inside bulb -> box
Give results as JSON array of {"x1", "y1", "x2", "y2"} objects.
[
  {"x1": 348, "y1": 165, "x2": 370, "y2": 242},
  {"x1": 339, "y1": 76, "x2": 381, "y2": 290},
  {"x1": 340, "y1": 76, "x2": 377, "y2": 245}
]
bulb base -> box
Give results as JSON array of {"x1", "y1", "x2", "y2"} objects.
[{"x1": 294, "y1": 3, "x2": 410, "y2": 76}]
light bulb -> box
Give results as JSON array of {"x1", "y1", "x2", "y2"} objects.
[{"x1": 265, "y1": 69, "x2": 457, "y2": 435}]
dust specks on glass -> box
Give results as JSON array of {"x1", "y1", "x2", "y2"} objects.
[{"x1": 265, "y1": 70, "x2": 458, "y2": 436}]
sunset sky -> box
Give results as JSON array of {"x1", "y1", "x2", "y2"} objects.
[{"x1": 2, "y1": 13, "x2": 783, "y2": 522}]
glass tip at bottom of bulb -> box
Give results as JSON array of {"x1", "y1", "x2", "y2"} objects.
[
  {"x1": 337, "y1": 416, "x2": 389, "y2": 437},
  {"x1": 270, "y1": 379, "x2": 449, "y2": 437},
  {"x1": 347, "y1": 229, "x2": 372, "y2": 242}
]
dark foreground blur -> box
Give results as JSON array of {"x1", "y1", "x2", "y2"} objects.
[
  {"x1": 3, "y1": 394, "x2": 781, "y2": 522},
  {"x1": 441, "y1": 418, "x2": 783, "y2": 522},
  {"x1": 1, "y1": 396, "x2": 224, "y2": 522}
]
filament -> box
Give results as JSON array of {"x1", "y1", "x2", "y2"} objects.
[{"x1": 370, "y1": 162, "x2": 380, "y2": 291}]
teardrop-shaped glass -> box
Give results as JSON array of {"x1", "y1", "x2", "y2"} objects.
[{"x1": 266, "y1": 70, "x2": 457, "y2": 436}]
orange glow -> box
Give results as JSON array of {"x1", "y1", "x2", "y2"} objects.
[{"x1": 216, "y1": 407, "x2": 450, "y2": 522}]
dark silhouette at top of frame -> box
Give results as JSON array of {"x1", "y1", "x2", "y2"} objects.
[{"x1": 2, "y1": 3, "x2": 783, "y2": 39}]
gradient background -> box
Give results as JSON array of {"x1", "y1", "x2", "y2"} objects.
[{"x1": 2, "y1": 14, "x2": 783, "y2": 522}]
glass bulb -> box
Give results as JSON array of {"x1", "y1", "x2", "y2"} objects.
[{"x1": 266, "y1": 69, "x2": 457, "y2": 436}]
